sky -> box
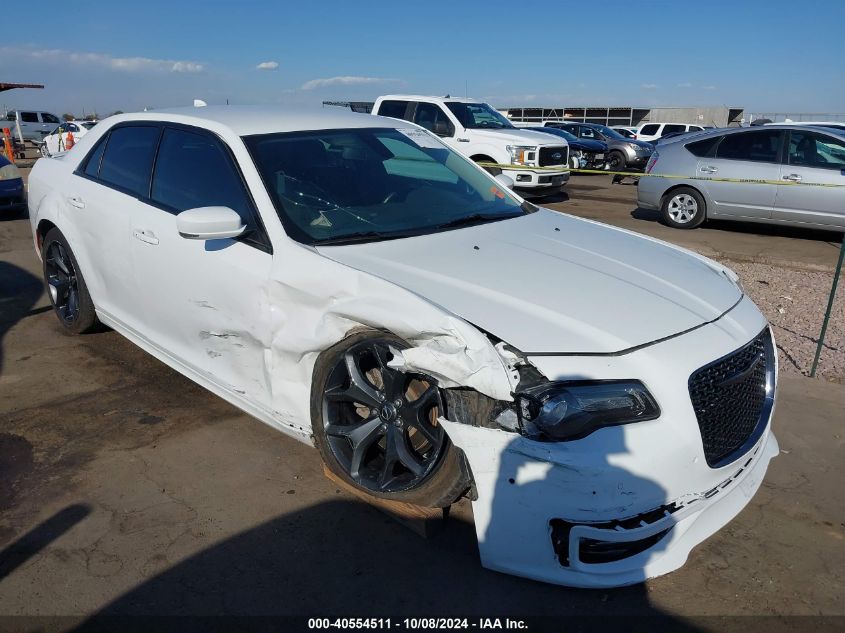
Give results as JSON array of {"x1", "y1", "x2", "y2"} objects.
[{"x1": 1, "y1": 0, "x2": 843, "y2": 117}]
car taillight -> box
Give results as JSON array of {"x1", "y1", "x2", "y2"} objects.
[{"x1": 645, "y1": 152, "x2": 659, "y2": 174}]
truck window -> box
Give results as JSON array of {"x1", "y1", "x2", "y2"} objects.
[
  {"x1": 5, "y1": 112, "x2": 15, "y2": 121},
  {"x1": 41, "y1": 113, "x2": 60, "y2": 124},
  {"x1": 413, "y1": 103, "x2": 455, "y2": 137},
  {"x1": 378, "y1": 100, "x2": 411, "y2": 120},
  {"x1": 21, "y1": 112, "x2": 39, "y2": 123}
]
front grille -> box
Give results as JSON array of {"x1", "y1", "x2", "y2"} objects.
[
  {"x1": 538, "y1": 146, "x2": 568, "y2": 167},
  {"x1": 688, "y1": 328, "x2": 773, "y2": 467}
]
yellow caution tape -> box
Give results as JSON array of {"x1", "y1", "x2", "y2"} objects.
[{"x1": 476, "y1": 162, "x2": 845, "y2": 188}]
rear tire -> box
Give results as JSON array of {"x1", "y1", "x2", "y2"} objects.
[
  {"x1": 660, "y1": 187, "x2": 706, "y2": 229},
  {"x1": 41, "y1": 227, "x2": 99, "y2": 334},
  {"x1": 311, "y1": 331, "x2": 469, "y2": 508}
]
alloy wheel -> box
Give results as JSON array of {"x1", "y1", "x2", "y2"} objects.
[
  {"x1": 45, "y1": 240, "x2": 80, "y2": 323},
  {"x1": 667, "y1": 193, "x2": 698, "y2": 224},
  {"x1": 321, "y1": 340, "x2": 446, "y2": 493}
]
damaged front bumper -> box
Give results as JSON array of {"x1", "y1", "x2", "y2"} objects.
[{"x1": 439, "y1": 296, "x2": 779, "y2": 588}]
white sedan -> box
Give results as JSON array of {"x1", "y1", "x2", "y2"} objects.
[
  {"x1": 27, "y1": 106, "x2": 778, "y2": 588},
  {"x1": 38, "y1": 120, "x2": 97, "y2": 157}
]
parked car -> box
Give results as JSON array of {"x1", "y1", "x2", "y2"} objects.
[
  {"x1": 0, "y1": 152, "x2": 25, "y2": 211},
  {"x1": 3, "y1": 110, "x2": 63, "y2": 143},
  {"x1": 546, "y1": 122, "x2": 653, "y2": 170},
  {"x1": 637, "y1": 122, "x2": 706, "y2": 142},
  {"x1": 638, "y1": 125, "x2": 845, "y2": 230},
  {"x1": 372, "y1": 95, "x2": 570, "y2": 196},
  {"x1": 525, "y1": 126, "x2": 608, "y2": 169},
  {"x1": 28, "y1": 106, "x2": 778, "y2": 588},
  {"x1": 611, "y1": 126, "x2": 639, "y2": 139},
  {"x1": 38, "y1": 120, "x2": 98, "y2": 157}
]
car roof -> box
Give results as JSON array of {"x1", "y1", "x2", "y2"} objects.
[
  {"x1": 103, "y1": 105, "x2": 398, "y2": 136},
  {"x1": 378, "y1": 94, "x2": 484, "y2": 104},
  {"x1": 660, "y1": 124, "x2": 845, "y2": 148}
]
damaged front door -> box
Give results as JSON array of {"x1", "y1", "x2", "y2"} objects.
[{"x1": 130, "y1": 124, "x2": 275, "y2": 407}]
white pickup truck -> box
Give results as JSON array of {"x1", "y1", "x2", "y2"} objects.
[{"x1": 372, "y1": 95, "x2": 569, "y2": 196}]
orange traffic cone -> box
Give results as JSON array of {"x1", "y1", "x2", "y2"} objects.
[{"x1": 65, "y1": 131, "x2": 75, "y2": 150}]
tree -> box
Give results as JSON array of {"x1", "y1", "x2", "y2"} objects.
[
  {"x1": 62, "y1": 113, "x2": 75, "y2": 121},
  {"x1": 110, "y1": 110, "x2": 124, "y2": 116}
]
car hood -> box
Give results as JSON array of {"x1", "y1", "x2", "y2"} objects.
[
  {"x1": 571, "y1": 139, "x2": 607, "y2": 152},
  {"x1": 316, "y1": 210, "x2": 741, "y2": 354},
  {"x1": 469, "y1": 128, "x2": 568, "y2": 147}
]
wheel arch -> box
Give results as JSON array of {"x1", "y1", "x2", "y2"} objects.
[{"x1": 660, "y1": 183, "x2": 707, "y2": 214}]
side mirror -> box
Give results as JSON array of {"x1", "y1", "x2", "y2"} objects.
[
  {"x1": 494, "y1": 174, "x2": 515, "y2": 190},
  {"x1": 176, "y1": 206, "x2": 246, "y2": 240}
]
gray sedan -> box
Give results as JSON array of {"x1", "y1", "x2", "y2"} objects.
[{"x1": 637, "y1": 125, "x2": 845, "y2": 230}]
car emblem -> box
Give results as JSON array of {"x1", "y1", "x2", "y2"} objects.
[{"x1": 552, "y1": 152, "x2": 562, "y2": 160}]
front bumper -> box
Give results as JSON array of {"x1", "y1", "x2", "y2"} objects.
[
  {"x1": 506, "y1": 166, "x2": 570, "y2": 192},
  {"x1": 441, "y1": 296, "x2": 778, "y2": 587}
]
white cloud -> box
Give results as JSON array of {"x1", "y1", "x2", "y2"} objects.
[
  {"x1": 4, "y1": 47, "x2": 204, "y2": 73},
  {"x1": 301, "y1": 76, "x2": 399, "y2": 90},
  {"x1": 641, "y1": 83, "x2": 658, "y2": 90},
  {"x1": 256, "y1": 61, "x2": 279, "y2": 71},
  {"x1": 702, "y1": 84, "x2": 717, "y2": 90},
  {"x1": 677, "y1": 82, "x2": 692, "y2": 88}
]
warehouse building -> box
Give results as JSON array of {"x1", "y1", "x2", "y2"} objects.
[{"x1": 500, "y1": 105, "x2": 745, "y2": 128}]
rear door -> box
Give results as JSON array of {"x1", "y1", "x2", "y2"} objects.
[
  {"x1": 68, "y1": 124, "x2": 161, "y2": 330},
  {"x1": 695, "y1": 129, "x2": 783, "y2": 220},
  {"x1": 773, "y1": 129, "x2": 845, "y2": 228},
  {"x1": 129, "y1": 124, "x2": 274, "y2": 405}
]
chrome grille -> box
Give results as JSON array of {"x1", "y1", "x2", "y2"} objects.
[
  {"x1": 688, "y1": 328, "x2": 774, "y2": 467},
  {"x1": 538, "y1": 146, "x2": 569, "y2": 166}
]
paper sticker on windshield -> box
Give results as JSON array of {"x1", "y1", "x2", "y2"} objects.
[{"x1": 397, "y1": 128, "x2": 444, "y2": 149}]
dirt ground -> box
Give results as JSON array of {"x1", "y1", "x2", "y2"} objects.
[{"x1": 1, "y1": 173, "x2": 843, "y2": 629}]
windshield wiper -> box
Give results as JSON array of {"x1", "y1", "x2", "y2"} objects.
[
  {"x1": 436, "y1": 212, "x2": 523, "y2": 231},
  {"x1": 314, "y1": 230, "x2": 411, "y2": 246}
]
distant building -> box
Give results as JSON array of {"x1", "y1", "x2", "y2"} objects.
[{"x1": 500, "y1": 105, "x2": 745, "y2": 128}]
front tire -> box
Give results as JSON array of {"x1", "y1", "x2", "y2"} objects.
[
  {"x1": 311, "y1": 331, "x2": 469, "y2": 507},
  {"x1": 42, "y1": 227, "x2": 99, "y2": 334},
  {"x1": 607, "y1": 150, "x2": 626, "y2": 171},
  {"x1": 660, "y1": 187, "x2": 706, "y2": 229}
]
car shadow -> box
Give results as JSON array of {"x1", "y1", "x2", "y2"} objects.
[
  {"x1": 0, "y1": 261, "x2": 42, "y2": 375},
  {"x1": 630, "y1": 207, "x2": 843, "y2": 244}
]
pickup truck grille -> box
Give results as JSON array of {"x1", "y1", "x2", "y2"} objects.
[{"x1": 538, "y1": 146, "x2": 569, "y2": 167}]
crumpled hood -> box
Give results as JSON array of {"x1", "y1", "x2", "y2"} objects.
[
  {"x1": 570, "y1": 139, "x2": 608, "y2": 152},
  {"x1": 317, "y1": 210, "x2": 741, "y2": 354},
  {"x1": 470, "y1": 128, "x2": 568, "y2": 147}
]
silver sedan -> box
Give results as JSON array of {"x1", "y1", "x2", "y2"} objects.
[{"x1": 637, "y1": 125, "x2": 845, "y2": 230}]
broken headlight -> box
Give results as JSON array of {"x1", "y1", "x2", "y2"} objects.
[{"x1": 513, "y1": 380, "x2": 660, "y2": 441}]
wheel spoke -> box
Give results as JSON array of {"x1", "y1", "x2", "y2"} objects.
[
  {"x1": 372, "y1": 344, "x2": 402, "y2": 396},
  {"x1": 394, "y1": 429, "x2": 425, "y2": 476},
  {"x1": 378, "y1": 427, "x2": 400, "y2": 490}
]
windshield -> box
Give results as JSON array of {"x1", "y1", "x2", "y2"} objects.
[
  {"x1": 529, "y1": 127, "x2": 579, "y2": 143},
  {"x1": 444, "y1": 102, "x2": 514, "y2": 129},
  {"x1": 593, "y1": 125, "x2": 626, "y2": 140},
  {"x1": 244, "y1": 127, "x2": 530, "y2": 245}
]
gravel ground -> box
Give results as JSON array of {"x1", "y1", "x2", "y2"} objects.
[{"x1": 720, "y1": 259, "x2": 845, "y2": 382}]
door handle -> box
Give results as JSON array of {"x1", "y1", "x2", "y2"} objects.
[
  {"x1": 133, "y1": 229, "x2": 159, "y2": 245},
  {"x1": 67, "y1": 196, "x2": 85, "y2": 209},
  {"x1": 699, "y1": 166, "x2": 718, "y2": 174},
  {"x1": 782, "y1": 173, "x2": 802, "y2": 182}
]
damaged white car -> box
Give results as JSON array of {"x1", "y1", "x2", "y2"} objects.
[{"x1": 27, "y1": 106, "x2": 778, "y2": 588}]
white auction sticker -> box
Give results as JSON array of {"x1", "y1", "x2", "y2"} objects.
[{"x1": 397, "y1": 128, "x2": 444, "y2": 149}]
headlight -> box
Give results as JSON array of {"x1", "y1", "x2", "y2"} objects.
[
  {"x1": 514, "y1": 380, "x2": 660, "y2": 441},
  {"x1": 506, "y1": 145, "x2": 537, "y2": 165},
  {"x1": 0, "y1": 163, "x2": 21, "y2": 181},
  {"x1": 628, "y1": 143, "x2": 645, "y2": 152}
]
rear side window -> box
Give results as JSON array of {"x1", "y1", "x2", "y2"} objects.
[
  {"x1": 151, "y1": 127, "x2": 253, "y2": 220},
  {"x1": 413, "y1": 103, "x2": 454, "y2": 137},
  {"x1": 640, "y1": 124, "x2": 659, "y2": 135},
  {"x1": 716, "y1": 130, "x2": 782, "y2": 163},
  {"x1": 5, "y1": 112, "x2": 15, "y2": 121},
  {"x1": 685, "y1": 136, "x2": 720, "y2": 157},
  {"x1": 98, "y1": 126, "x2": 160, "y2": 196},
  {"x1": 378, "y1": 100, "x2": 410, "y2": 120},
  {"x1": 580, "y1": 127, "x2": 598, "y2": 139},
  {"x1": 20, "y1": 112, "x2": 39, "y2": 123},
  {"x1": 83, "y1": 136, "x2": 108, "y2": 178},
  {"x1": 690, "y1": 126, "x2": 704, "y2": 132},
  {"x1": 663, "y1": 124, "x2": 686, "y2": 135}
]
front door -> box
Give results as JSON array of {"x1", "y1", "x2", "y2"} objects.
[
  {"x1": 128, "y1": 124, "x2": 275, "y2": 408},
  {"x1": 773, "y1": 129, "x2": 845, "y2": 229},
  {"x1": 694, "y1": 129, "x2": 783, "y2": 221}
]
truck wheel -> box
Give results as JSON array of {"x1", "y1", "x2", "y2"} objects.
[
  {"x1": 311, "y1": 331, "x2": 469, "y2": 508},
  {"x1": 41, "y1": 227, "x2": 100, "y2": 334},
  {"x1": 472, "y1": 155, "x2": 501, "y2": 176},
  {"x1": 660, "y1": 187, "x2": 706, "y2": 229},
  {"x1": 607, "y1": 151, "x2": 626, "y2": 171}
]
